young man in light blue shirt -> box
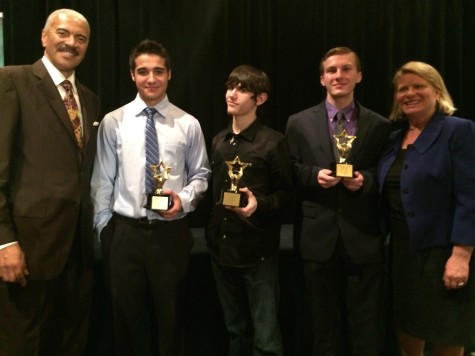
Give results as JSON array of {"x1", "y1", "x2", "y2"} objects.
[{"x1": 91, "y1": 39, "x2": 210, "y2": 356}]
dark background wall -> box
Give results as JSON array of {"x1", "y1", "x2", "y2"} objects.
[
  {"x1": 2, "y1": 0, "x2": 474, "y2": 132},
  {"x1": 2, "y1": 0, "x2": 474, "y2": 226},
  {"x1": 1, "y1": 1, "x2": 474, "y2": 354}
]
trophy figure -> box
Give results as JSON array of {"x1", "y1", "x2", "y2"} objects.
[
  {"x1": 222, "y1": 156, "x2": 250, "y2": 207},
  {"x1": 144, "y1": 161, "x2": 172, "y2": 211},
  {"x1": 333, "y1": 129, "x2": 357, "y2": 178}
]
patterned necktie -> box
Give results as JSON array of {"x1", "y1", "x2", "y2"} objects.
[
  {"x1": 60, "y1": 80, "x2": 83, "y2": 150},
  {"x1": 144, "y1": 107, "x2": 159, "y2": 194},
  {"x1": 334, "y1": 111, "x2": 345, "y2": 135}
]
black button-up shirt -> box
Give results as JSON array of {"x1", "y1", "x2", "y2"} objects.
[{"x1": 206, "y1": 120, "x2": 294, "y2": 267}]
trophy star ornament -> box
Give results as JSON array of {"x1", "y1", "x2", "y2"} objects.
[
  {"x1": 225, "y1": 156, "x2": 250, "y2": 192},
  {"x1": 144, "y1": 161, "x2": 173, "y2": 211},
  {"x1": 333, "y1": 129, "x2": 356, "y2": 163},
  {"x1": 223, "y1": 156, "x2": 250, "y2": 207},
  {"x1": 150, "y1": 161, "x2": 172, "y2": 195},
  {"x1": 333, "y1": 129, "x2": 357, "y2": 178}
]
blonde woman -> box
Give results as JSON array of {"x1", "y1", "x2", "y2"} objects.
[{"x1": 378, "y1": 61, "x2": 475, "y2": 355}]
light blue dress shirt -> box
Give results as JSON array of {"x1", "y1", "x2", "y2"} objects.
[{"x1": 91, "y1": 94, "x2": 210, "y2": 235}]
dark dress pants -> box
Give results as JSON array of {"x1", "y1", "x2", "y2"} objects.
[
  {"x1": 101, "y1": 215, "x2": 193, "y2": 356},
  {"x1": 0, "y1": 232, "x2": 93, "y2": 356},
  {"x1": 304, "y1": 239, "x2": 383, "y2": 356}
]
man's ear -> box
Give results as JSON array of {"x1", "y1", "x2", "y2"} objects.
[
  {"x1": 256, "y1": 92, "x2": 268, "y2": 106},
  {"x1": 130, "y1": 70, "x2": 135, "y2": 82}
]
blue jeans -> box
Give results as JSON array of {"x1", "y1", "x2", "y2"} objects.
[{"x1": 211, "y1": 257, "x2": 283, "y2": 356}]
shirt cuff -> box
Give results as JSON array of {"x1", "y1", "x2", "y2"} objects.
[{"x1": 0, "y1": 241, "x2": 19, "y2": 250}]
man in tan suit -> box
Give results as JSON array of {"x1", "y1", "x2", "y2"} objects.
[{"x1": 0, "y1": 9, "x2": 100, "y2": 355}]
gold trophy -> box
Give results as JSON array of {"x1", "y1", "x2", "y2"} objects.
[
  {"x1": 222, "y1": 156, "x2": 250, "y2": 207},
  {"x1": 333, "y1": 129, "x2": 357, "y2": 178},
  {"x1": 144, "y1": 161, "x2": 172, "y2": 211}
]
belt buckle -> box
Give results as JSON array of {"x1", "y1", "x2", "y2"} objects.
[{"x1": 138, "y1": 217, "x2": 151, "y2": 224}]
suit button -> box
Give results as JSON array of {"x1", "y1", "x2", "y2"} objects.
[
  {"x1": 402, "y1": 188, "x2": 409, "y2": 194},
  {"x1": 407, "y1": 212, "x2": 415, "y2": 218}
]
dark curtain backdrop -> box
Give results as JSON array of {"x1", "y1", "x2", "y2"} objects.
[
  {"x1": 2, "y1": 2, "x2": 475, "y2": 354},
  {"x1": 1, "y1": 0, "x2": 475, "y2": 224}
]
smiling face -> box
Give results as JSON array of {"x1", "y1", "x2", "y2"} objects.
[
  {"x1": 395, "y1": 72, "x2": 439, "y2": 121},
  {"x1": 225, "y1": 83, "x2": 267, "y2": 120},
  {"x1": 131, "y1": 54, "x2": 171, "y2": 106},
  {"x1": 320, "y1": 52, "x2": 362, "y2": 104},
  {"x1": 41, "y1": 12, "x2": 90, "y2": 77}
]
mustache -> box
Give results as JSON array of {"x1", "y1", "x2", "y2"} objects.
[{"x1": 57, "y1": 45, "x2": 79, "y2": 56}]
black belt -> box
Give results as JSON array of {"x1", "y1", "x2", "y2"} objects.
[{"x1": 113, "y1": 213, "x2": 168, "y2": 227}]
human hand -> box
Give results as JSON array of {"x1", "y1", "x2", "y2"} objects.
[
  {"x1": 341, "y1": 171, "x2": 364, "y2": 191},
  {"x1": 317, "y1": 169, "x2": 341, "y2": 188},
  {"x1": 0, "y1": 243, "x2": 29, "y2": 286},
  {"x1": 158, "y1": 190, "x2": 183, "y2": 219},
  {"x1": 443, "y1": 245, "x2": 472, "y2": 289},
  {"x1": 228, "y1": 187, "x2": 257, "y2": 218}
]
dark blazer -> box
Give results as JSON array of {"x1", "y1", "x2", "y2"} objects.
[
  {"x1": 286, "y1": 101, "x2": 390, "y2": 264},
  {"x1": 0, "y1": 59, "x2": 100, "y2": 280},
  {"x1": 377, "y1": 113, "x2": 475, "y2": 251}
]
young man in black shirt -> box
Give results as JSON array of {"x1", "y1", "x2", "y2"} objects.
[{"x1": 206, "y1": 65, "x2": 293, "y2": 356}]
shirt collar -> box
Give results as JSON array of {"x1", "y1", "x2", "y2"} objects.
[
  {"x1": 326, "y1": 100, "x2": 356, "y2": 122},
  {"x1": 42, "y1": 56, "x2": 77, "y2": 90},
  {"x1": 223, "y1": 119, "x2": 262, "y2": 143},
  {"x1": 132, "y1": 94, "x2": 170, "y2": 119}
]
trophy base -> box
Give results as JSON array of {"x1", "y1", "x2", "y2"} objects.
[
  {"x1": 335, "y1": 163, "x2": 354, "y2": 178},
  {"x1": 222, "y1": 191, "x2": 244, "y2": 207},
  {"x1": 144, "y1": 194, "x2": 172, "y2": 211}
]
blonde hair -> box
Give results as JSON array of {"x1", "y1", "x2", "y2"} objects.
[{"x1": 389, "y1": 61, "x2": 456, "y2": 121}]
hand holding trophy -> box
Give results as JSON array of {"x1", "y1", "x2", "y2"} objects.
[
  {"x1": 222, "y1": 156, "x2": 250, "y2": 207},
  {"x1": 144, "y1": 161, "x2": 172, "y2": 211},
  {"x1": 333, "y1": 129, "x2": 357, "y2": 178}
]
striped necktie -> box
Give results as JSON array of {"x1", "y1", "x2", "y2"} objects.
[{"x1": 144, "y1": 107, "x2": 159, "y2": 194}]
